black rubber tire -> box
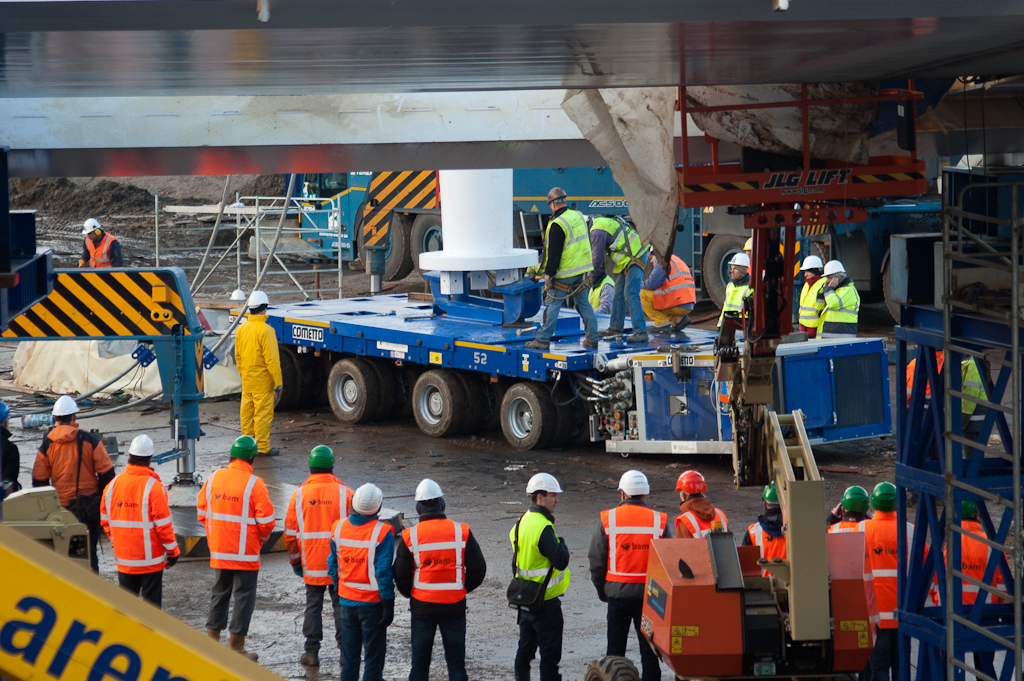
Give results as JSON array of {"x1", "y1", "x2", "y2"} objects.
[
  {"x1": 358, "y1": 210, "x2": 414, "y2": 282},
  {"x1": 882, "y1": 256, "x2": 899, "y2": 323},
  {"x1": 500, "y1": 381, "x2": 558, "y2": 451},
  {"x1": 410, "y1": 213, "x2": 444, "y2": 268},
  {"x1": 554, "y1": 398, "x2": 589, "y2": 448},
  {"x1": 584, "y1": 656, "x2": 641, "y2": 681},
  {"x1": 703, "y1": 234, "x2": 747, "y2": 309},
  {"x1": 274, "y1": 346, "x2": 303, "y2": 411},
  {"x1": 412, "y1": 369, "x2": 469, "y2": 438},
  {"x1": 485, "y1": 380, "x2": 507, "y2": 432},
  {"x1": 295, "y1": 352, "x2": 328, "y2": 408},
  {"x1": 367, "y1": 360, "x2": 404, "y2": 421},
  {"x1": 327, "y1": 358, "x2": 380, "y2": 424},
  {"x1": 455, "y1": 372, "x2": 491, "y2": 435}
]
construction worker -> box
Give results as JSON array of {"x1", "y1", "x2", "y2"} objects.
[
  {"x1": 718, "y1": 253, "x2": 752, "y2": 330},
  {"x1": 827, "y1": 485, "x2": 870, "y2": 531},
  {"x1": 329, "y1": 483, "x2": 395, "y2": 681},
  {"x1": 859, "y1": 482, "x2": 914, "y2": 681},
  {"x1": 798, "y1": 255, "x2": 826, "y2": 338},
  {"x1": 79, "y1": 218, "x2": 123, "y2": 268},
  {"x1": 742, "y1": 483, "x2": 786, "y2": 577},
  {"x1": 395, "y1": 478, "x2": 487, "y2": 681},
  {"x1": 589, "y1": 274, "x2": 615, "y2": 315},
  {"x1": 641, "y1": 252, "x2": 696, "y2": 331},
  {"x1": 906, "y1": 351, "x2": 989, "y2": 454},
  {"x1": 588, "y1": 470, "x2": 669, "y2": 681},
  {"x1": 235, "y1": 290, "x2": 283, "y2": 457},
  {"x1": 31, "y1": 394, "x2": 114, "y2": 573},
  {"x1": 284, "y1": 445, "x2": 354, "y2": 667},
  {"x1": 590, "y1": 216, "x2": 650, "y2": 343},
  {"x1": 0, "y1": 401, "x2": 21, "y2": 494},
  {"x1": 511, "y1": 472, "x2": 570, "y2": 681},
  {"x1": 820, "y1": 260, "x2": 860, "y2": 337},
  {"x1": 197, "y1": 435, "x2": 276, "y2": 661},
  {"x1": 675, "y1": 470, "x2": 728, "y2": 538},
  {"x1": 99, "y1": 434, "x2": 180, "y2": 608},
  {"x1": 526, "y1": 188, "x2": 599, "y2": 350}
]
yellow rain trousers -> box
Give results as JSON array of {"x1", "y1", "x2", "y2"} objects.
[{"x1": 234, "y1": 314, "x2": 283, "y2": 453}]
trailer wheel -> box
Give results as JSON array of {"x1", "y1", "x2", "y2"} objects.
[
  {"x1": 413, "y1": 370, "x2": 468, "y2": 437},
  {"x1": 703, "y1": 234, "x2": 747, "y2": 309},
  {"x1": 274, "y1": 346, "x2": 303, "y2": 411},
  {"x1": 411, "y1": 213, "x2": 443, "y2": 265},
  {"x1": 584, "y1": 656, "x2": 640, "y2": 681},
  {"x1": 554, "y1": 399, "x2": 589, "y2": 448},
  {"x1": 368, "y1": 360, "x2": 406, "y2": 421},
  {"x1": 327, "y1": 358, "x2": 380, "y2": 424},
  {"x1": 295, "y1": 352, "x2": 328, "y2": 407},
  {"x1": 501, "y1": 381, "x2": 557, "y2": 450},
  {"x1": 455, "y1": 372, "x2": 490, "y2": 435}
]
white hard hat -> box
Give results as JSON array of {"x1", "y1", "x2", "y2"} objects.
[
  {"x1": 248, "y1": 290, "x2": 270, "y2": 308},
  {"x1": 52, "y1": 395, "x2": 79, "y2": 417},
  {"x1": 129, "y1": 434, "x2": 155, "y2": 457},
  {"x1": 415, "y1": 478, "x2": 443, "y2": 501},
  {"x1": 618, "y1": 470, "x2": 650, "y2": 496},
  {"x1": 729, "y1": 253, "x2": 750, "y2": 268},
  {"x1": 352, "y1": 483, "x2": 383, "y2": 515},
  {"x1": 82, "y1": 218, "x2": 101, "y2": 235},
  {"x1": 800, "y1": 255, "x2": 824, "y2": 271},
  {"x1": 823, "y1": 260, "x2": 846, "y2": 277},
  {"x1": 526, "y1": 472, "x2": 563, "y2": 494},
  {"x1": 229, "y1": 289, "x2": 247, "y2": 302}
]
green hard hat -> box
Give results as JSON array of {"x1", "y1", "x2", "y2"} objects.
[
  {"x1": 308, "y1": 445, "x2": 335, "y2": 470},
  {"x1": 230, "y1": 436, "x2": 258, "y2": 461},
  {"x1": 841, "y1": 486, "x2": 870, "y2": 513},
  {"x1": 961, "y1": 500, "x2": 977, "y2": 520},
  {"x1": 871, "y1": 482, "x2": 897, "y2": 512},
  {"x1": 762, "y1": 482, "x2": 779, "y2": 503}
]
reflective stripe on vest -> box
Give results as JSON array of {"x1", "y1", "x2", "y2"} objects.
[
  {"x1": 822, "y1": 283, "x2": 860, "y2": 326},
  {"x1": 858, "y1": 515, "x2": 914, "y2": 629},
  {"x1": 405, "y1": 519, "x2": 468, "y2": 603},
  {"x1": 652, "y1": 256, "x2": 696, "y2": 310},
  {"x1": 827, "y1": 520, "x2": 863, "y2": 534},
  {"x1": 962, "y1": 359, "x2": 988, "y2": 416},
  {"x1": 103, "y1": 474, "x2": 168, "y2": 568},
  {"x1": 334, "y1": 519, "x2": 390, "y2": 601},
  {"x1": 549, "y1": 211, "x2": 594, "y2": 279},
  {"x1": 593, "y1": 217, "x2": 646, "y2": 274},
  {"x1": 602, "y1": 506, "x2": 667, "y2": 583},
  {"x1": 718, "y1": 282, "x2": 750, "y2": 327},
  {"x1": 678, "y1": 509, "x2": 728, "y2": 538},
  {"x1": 747, "y1": 522, "x2": 788, "y2": 577},
  {"x1": 204, "y1": 469, "x2": 263, "y2": 563},
  {"x1": 87, "y1": 233, "x2": 115, "y2": 267},
  {"x1": 510, "y1": 511, "x2": 570, "y2": 600},
  {"x1": 294, "y1": 483, "x2": 348, "y2": 579},
  {"x1": 798, "y1": 278, "x2": 826, "y2": 328}
]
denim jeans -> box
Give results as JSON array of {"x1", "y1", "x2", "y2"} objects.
[
  {"x1": 606, "y1": 598, "x2": 661, "y2": 681},
  {"x1": 340, "y1": 603, "x2": 386, "y2": 681},
  {"x1": 514, "y1": 597, "x2": 563, "y2": 681},
  {"x1": 536, "y1": 274, "x2": 599, "y2": 345},
  {"x1": 609, "y1": 254, "x2": 648, "y2": 335},
  {"x1": 304, "y1": 583, "x2": 342, "y2": 653},
  {"x1": 409, "y1": 615, "x2": 468, "y2": 681}
]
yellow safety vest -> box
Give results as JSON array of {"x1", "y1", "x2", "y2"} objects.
[
  {"x1": 509, "y1": 511, "x2": 570, "y2": 600},
  {"x1": 537, "y1": 210, "x2": 593, "y2": 280},
  {"x1": 591, "y1": 217, "x2": 646, "y2": 274},
  {"x1": 821, "y1": 282, "x2": 860, "y2": 334},
  {"x1": 798, "y1": 278, "x2": 826, "y2": 329},
  {"x1": 589, "y1": 275, "x2": 614, "y2": 310},
  {"x1": 718, "y1": 281, "x2": 751, "y2": 327},
  {"x1": 961, "y1": 358, "x2": 988, "y2": 416}
]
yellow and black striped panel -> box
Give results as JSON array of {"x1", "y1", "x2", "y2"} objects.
[
  {"x1": 1, "y1": 270, "x2": 194, "y2": 339},
  {"x1": 681, "y1": 180, "x2": 760, "y2": 193},
  {"x1": 361, "y1": 171, "x2": 438, "y2": 248},
  {"x1": 195, "y1": 339, "x2": 205, "y2": 393},
  {"x1": 851, "y1": 171, "x2": 925, "y2": 184}
]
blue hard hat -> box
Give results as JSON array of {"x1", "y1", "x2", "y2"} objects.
[{"x1": 0, "y1": 402, "x2": 10, "y2": 423}]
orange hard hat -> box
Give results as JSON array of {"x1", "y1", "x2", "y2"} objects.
[{"x1": 676, "y1": 470, "x2": 707, "y2": 494}]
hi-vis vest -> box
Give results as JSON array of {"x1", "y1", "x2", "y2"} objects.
[
  {"x1": 285, "y1": 474, "x2": 352, "y2": 586},
  {"x1": 931, "y1": 519, "x2": 1006, "y2": 606},
  {"x1": 747, "y1": 521, "x2": 788, "y2": 577},
  {"x1": 718, "y1": 282, "x2": 751, "y2": 327},
  {"x1": 197, "y1": 459, "x2": 276, "y2": 570},
  {"x1": 510, "y1": 511, "x2": 570, "y2": 600},
  {"x1": 87, "y1": 233, "x2": 116, "y2": 267},
  {"x1": 402, "y1": 518, "x2": 470, "y2": 603},
  {"x1": 591, "y1": 217, "x2": 647, "y2": 274},
  {"x1": 589, "y1": 275, "x2": 614, "y2": 310},
  {"x1": 798, "y1": 277, "x2": 826, "y2": 329},
  {"x1": 858, "y1": 511, "x2": 914, "y2": 629},
  {"x1": 653, "y1": 256, "x2": 696, "y2": 310},
  {"x1": 100, "y1": 464, "x2": 179, "y2": 574},
  {"x1": 676, "y1": 508, "x2": 728, "y2": 538},
  {"x1": 828, "y1": 520, "x2": 864, "y2": 534},
  {"x1": 539, "y1": 210, "x2": 593, "y2": 279},
  {"x1": 601, "y1": 505, "x2": 667, "y2": 583},
  {"x1": 332, "y1": 518, "x2": 394, "y2": 603},
  {"x1": 821, "y1": 282, "x2": 860, "y2": 334}
]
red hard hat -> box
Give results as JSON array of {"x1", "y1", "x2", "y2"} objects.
[{"x1": 676, "y1": 470, "x2": 707, "y2": 494}]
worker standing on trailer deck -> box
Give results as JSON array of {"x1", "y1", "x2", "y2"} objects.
[
  {"x1": 590, "y1": 216, "x2": 651, "y2": 343},
  {"x1": 826, "y1": 485, "x2": 871, "y2": 532},
  {"x1": 197, "y1": 435, "x2": 276, "y2": 661},
  {"x1": 798, "y1": 255, "x2": 827, "y2": 338},
  {"x1": 235, "y1": 290, "x2": 283, "y2": 456},
  {"x1": 819, "y1": 260, "x2": 860, "y2": 337},
  {"x1": 589, "y1": 274, "x2": 615, "y2": 315},
  {"x1": 79, "y1": 218, "x2": 123, "y2": 268},
  {"x1": 641, "y1": 252, "x2": 696, "y2": 331},
  {"x1": 100, "y1": 434, "x2": 180, "y2": 608},
  {"x1": 717, "y1": 253, "x2": 752, "y2": 330},
  {"x1": 674, "y1": 470, "x2": 728, "y2": 538},
  {"x1": 0, "y1": 401, "x2": 21, "y2": 494},
  {"x1": 510, "y1": 473, "x2": 571, "y2": 681},
  {"x1": 588, "y1": 470, "x2": 669, "y2": 681},
  {"x1": 526, "y1": 188, "x2": 599, "y2": 350},
  {"x1": 329, "y1": 483, "x2": 396, "y2": 681},
  {"x1": 32, "y1": 394, "x2": 115, "y2": 573},
  {"x1": 285, "y1": 445, "x2": 354, "y2": 668},
  {"x1": 742, "y1": 483, "x2": 787, "y2": 577},
  {"x1": 395, "y1": 478, "x2": 487, "y2": 681},
  {"x1": 860, "y1": 481, "x2": 914, "y2": 681}
]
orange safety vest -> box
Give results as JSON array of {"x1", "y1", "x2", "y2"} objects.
[
  {"x1": 601, "y1": 505, "x2": 668, "y2": 583},
  {"x1": 828, "y1": 520, "x2": 864, "y2": 534},
  {"x1": 676, "y1": 508, "x2": 728, "y2": 538},
  {"x1": 402, "y1": 518, "x2": 470, "y2": 603},
  {"x1": 747, "y1": 521, "x2": 788, "y2": 577},
  {"x1": 858, "y1": 511, "x2": 914, "y2": 629},
  {"x1": 332, "y1": 517, "x2": 394, "y2": 603},
  {"x1": 906, "y1": 352, "x2": 945, "y2": 400},
  {"x1": 100, "y1": 464, "x2": 180, "y2": 574},
  {"x1": 196, "y1": 458, "x2": 276, "y2": 570},
  {"x1": 87, "y1": 233, "x2": 116, "y2": 268},
  {"x1": 285, "y1": 474, "x2": 353, "y2": 586},
  {"x1": 931, "y1": 519, "x2": 1006, "y2": 606},
  {"x1": 652, "y1": 255, "x2": 696, "y2": 310}
]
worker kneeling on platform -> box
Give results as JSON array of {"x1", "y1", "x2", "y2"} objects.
[
  {"x1": 588, "y1": 470, "x2": 669, "y2": 681},
  {"x1": 742, "y1": 482, "x2": 786, "y2": 576},
  {"x1": 820, "y1": 260, "x2": 860, "y2": 337},
  {"x1": 236, "y1": 290, "x2": 283, "y2": 456},
  {"x1": 100, "y1": 434, "x2": 180, "y2": 608},
  {"x1": 396, "y1": 478, "x2": 487, "y2": 681},
  {"x1": 641, "y1": 252, "x2": 696, "y2": 332},
  {"x1": 674, "y1": 470, "x2": 728, "y2": 538}
]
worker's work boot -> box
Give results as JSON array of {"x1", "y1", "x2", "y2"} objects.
[
  {"x1": 672, "y1": 316, "x2": 692, "y2": 332},
  {"x1": 206, "y1": 628, "x2": 222, "y2": 642},
  {"x1": 261, "y1": 448, "x2": 280, "y2": 457},
  {"x1": 299, "y1": 651, "x2": 320, "y2": 667},
  {"x1": 626, "y1": 332, "x2": 650, "y2": 343},
  {"x1": 229, "y1": 634, "x2": 259, "y2": 661},
  {"x1": 582, "y1": 338, "x2": 599, "y2": 348},
  {"x1": 599, "y1": 328, "x2": 623, "y2": 338},
  {"x1": 524, "y1": 340, "x2": 550, "y2": 349}
]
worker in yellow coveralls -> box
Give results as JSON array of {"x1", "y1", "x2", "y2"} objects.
[{"x1": 235, "y1": 290, "x2": 283, "y2": 456}]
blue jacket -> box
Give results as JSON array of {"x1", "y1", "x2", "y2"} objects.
[{"x1": 328, "y1": 513, "x2": 396, "y2": 605}]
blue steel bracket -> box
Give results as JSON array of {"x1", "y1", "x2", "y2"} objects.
[
  {"x1": 492, "y1": 278, "x2": 542, "y2": 324},
  {"x1": 202, "y1": 345, "x2": 220, "y2": 370},
  {"x1": 150, "y1": 448, "x2": 187, "y2": 464},
  {"x1": 423, "y1": 271, "x2": 542, "y2": 325},
  {"x1": 132, "y1": 343, "x2": 157, "y2": 367}
]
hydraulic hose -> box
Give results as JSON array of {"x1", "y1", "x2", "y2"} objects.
[
  {"x1": 75, "y1": 390, "x2": 163, "y2": 419},
  {"x1": 13, "y1": 356, "x2": 145, "y2": 416}
]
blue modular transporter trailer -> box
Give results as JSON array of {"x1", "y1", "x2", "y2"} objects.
[{"x1": 252, "y1": 283, "x2": 892, "y2": 453}]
